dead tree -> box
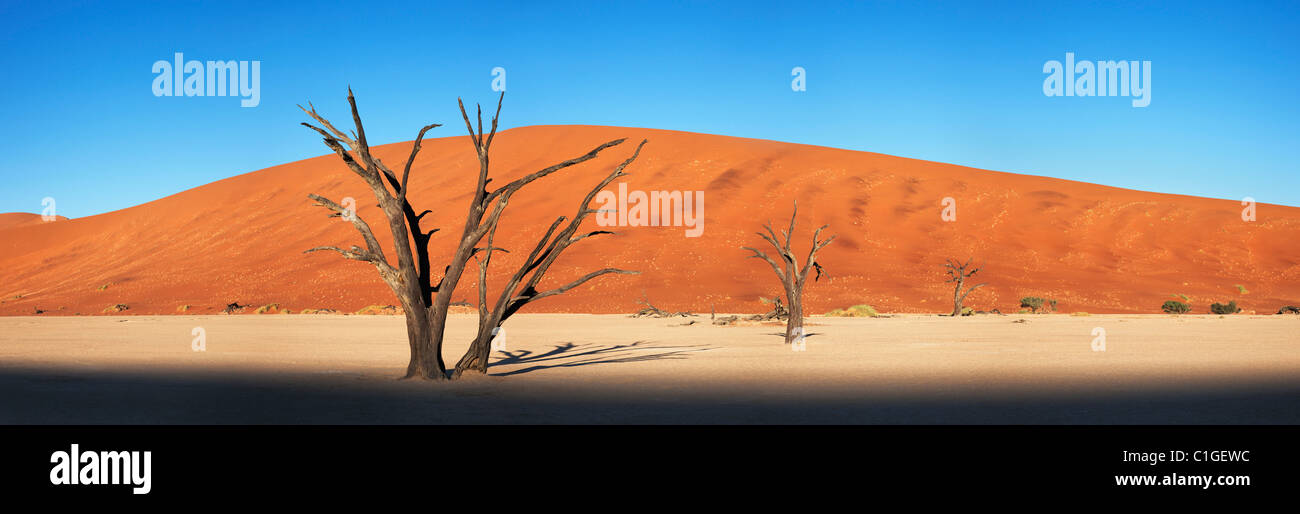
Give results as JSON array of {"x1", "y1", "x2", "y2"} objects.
[
  {"x1": 741, "y1": 201, "x2": 835, "y2": 343},
  {"x1": 753, "y1": 296, "x2": 789, "y2": 321},
  {"x1": 302, "y1": 89, "x2": 643, "y2": 380},
  {"x1": 944, "y1": 258, "x2": 986, "y2": 316},
  {"x1": 631, "y1": 294, "x2": 694, "y2": 318},
  {"x1": 450, "y1": 137, "x2": 646, "y2": 378}
]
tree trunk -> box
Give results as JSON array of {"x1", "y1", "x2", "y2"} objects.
[
  {"x1": 452, "y1": 322, "x2": 495, "y2": 377},
  {"x1": 950, "y1": 276, "x2": 964, "y2": 316},
  {"x1": 785, "y1": 291, "x2": 804, "y2": 344},
  {"x1": 402, "y1": 304, "x2": 445, "y2": 379}
]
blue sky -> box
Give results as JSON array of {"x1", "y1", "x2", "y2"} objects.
[{"x1": 1, "y1": 0, "x2": 1297, "y2": 218}]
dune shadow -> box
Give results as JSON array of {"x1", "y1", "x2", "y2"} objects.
[
  {"x1": 0, "y1": 364, "x2": 1298, "y2": 423},
  {"x1": 489, "y1": 341, "x2": 712, "y2": 377}
]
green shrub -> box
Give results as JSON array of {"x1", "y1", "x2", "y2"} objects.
[
  {"x1": 1019, "y1": 297, "x2": 1056, "y2": 313},
  {"x1": 826, "y1": 304, "x2": 879, "y2": 317},
  {"x1": 1209, "y1": 301, "x2": 1240, "y2": 315},
  {"x1": 1162, "y1": 300, "x2": 1191, "y2": 314}
]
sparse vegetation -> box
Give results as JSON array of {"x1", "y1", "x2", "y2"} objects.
[
  {"x1": 1172, "y1": 293, "x2": 1191, "y2": 303},
  {"x1": 254, "y1": 303, "x2": 289, "y2": 314},
  {"x1": 1070, "y1": 311, "x2": 1091, "y2": 316},
  {"x1": 1019, "y1": 297, "x2": 1057, "y2": 313},
  {"x1": 1235, "y1": 284, "x2": 1249, "y2": 294},
  {"x1": 356, "y1": 305, "x2": 402, "y2": 315},
  {"x1": 176, "y1": 305, "x2": 190, "y2": 312},
  {"x1": 96, "y1": 284, "x2": 110, "y2": 291},
  {"x1": 1162, "y1": 300, "x2": 1191, "y2": 314},
  {"x1": 1278, "y1": 306, "x2": 1300, "y2": 315},
  {"x1": 102, "y1": 303, "x2": 129, "y2": 314},
  {"x1": 826, "y1": 304, "x2": 879, "y2": 317},
  {"x1": 1209, "y1": 301, "x2": 1241, "y2": 315}
]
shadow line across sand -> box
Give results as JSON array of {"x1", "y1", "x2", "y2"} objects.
[{"x1": 488, "y1": 341, "x2": 713, "y2": 377}]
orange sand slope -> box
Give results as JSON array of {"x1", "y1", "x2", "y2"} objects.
[{"x1": 1, "y1": 126, "x2": 1297, "y2": 316}]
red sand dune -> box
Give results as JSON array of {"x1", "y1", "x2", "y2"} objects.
[{"x1": 1, "y1": 126, "x2": 1298, "y2": 316}]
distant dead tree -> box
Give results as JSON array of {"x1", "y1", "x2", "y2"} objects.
[
  {"x1": 944, "y1": 258, "x2": 986, "y2": 316},
  {"x1": 741, "y1": 201, "x2": 835, "y2": 343},
  {"x1": 302, "y1": 89, "x2": 644, "y2": 380},
  {"x1": 631, "y1": 294, "x2": 694, "y2": 318}
]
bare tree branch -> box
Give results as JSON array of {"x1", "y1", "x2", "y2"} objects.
[
  {"x1": 306, "y1": 193, "x2": 390, "y2": 268},
  {"x1": 483, "y1": 138, "x2": 627, "y2": 207},
  {"x1": 518, "y1": 268, "x2": 641, "y2": 304},
  {"x1": 399, "y1": 123, "x2": 442, "y2": 201}
]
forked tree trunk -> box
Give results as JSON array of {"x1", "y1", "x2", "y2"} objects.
[
  {"x1": 302, "y1": 89, "x2": 640, "y2": 380},
  {"x1": 451, "y1": 141, "x2": 646, "y2": 377}
]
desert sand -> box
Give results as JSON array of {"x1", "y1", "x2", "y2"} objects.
[
  {"x1": 1, "y1": 313, "x2": 1296, "y2": 423},
  {"x1": 2, "y1": 126, "x2": 1298, "y2": 317}
]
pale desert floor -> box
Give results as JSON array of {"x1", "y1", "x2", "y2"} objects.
[{"x1": 0, "y1": 313, "x2": 1296, "y2": 423}]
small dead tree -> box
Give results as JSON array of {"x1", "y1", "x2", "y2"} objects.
[
  {"x1": 631, "y1": 294, "x2": 694, "y2": 318},
  {"x1": 302, "y1": 89, "x2": 643, "y2": 380},
  {"x1": 751, "y1": 296, "x2": 789, "y2": 321},
  {"x1": 944, "y1": 258, "x2": 986, "y2": 316},
  {"x1": 741, "y1": 201, "x2": 835, "y2": 343}
]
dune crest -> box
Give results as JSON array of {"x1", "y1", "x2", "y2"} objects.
[{"x1": 0, "y1": 212, "x2": 67, "y2": 231}]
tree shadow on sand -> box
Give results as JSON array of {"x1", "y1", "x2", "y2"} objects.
[
  {"x1": 765, "y1": 332, "x2": 822, "y2": 339},
  {"x1": 488, "y1": 341, "x2": 712, "y2": 377}
]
